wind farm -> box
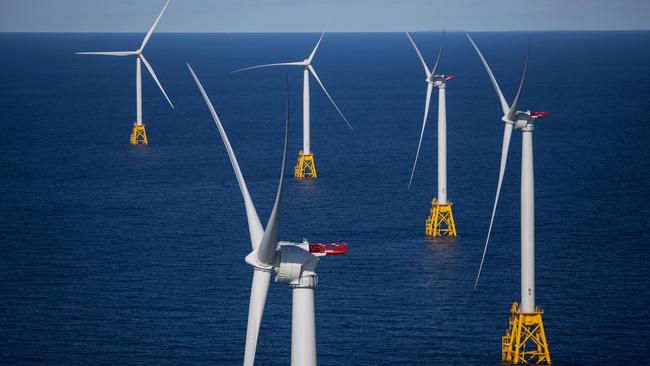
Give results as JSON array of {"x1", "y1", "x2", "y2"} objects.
[{"x1": 1, "y1": 2, "x2": 650, "y2": 366}]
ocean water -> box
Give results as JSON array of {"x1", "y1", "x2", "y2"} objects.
[{"x1": 0, "y1": 31, "x2": 649, "y2": 365}]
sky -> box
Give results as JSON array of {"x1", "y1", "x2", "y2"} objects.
[{"x1": 1, "y1": 0, "x2": 649, "y2": 32}]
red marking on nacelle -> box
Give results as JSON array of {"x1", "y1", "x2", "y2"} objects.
[
  {"x1": 309, "y1": 242, "x2": 348, "y2": 255},
  {"x1": 444, "y1": 75, "x2": 455, "y2": 81},
  {"x1": 531, "y1": 111, "x2": 548, "y2": 118}
]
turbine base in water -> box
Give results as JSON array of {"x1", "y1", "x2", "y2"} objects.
[
  {"x1": 425, "y1": 199, "x2": 457, "y2": 238},
  {"x1": 130, "y1": 123, "x2": 148, "y2": 145},
  {"x1": 502, "y1": 302, "x2": 551, "y2": 365},
  {"x1": 294, "y1": 151, "x2": 317, "y2": 179}
]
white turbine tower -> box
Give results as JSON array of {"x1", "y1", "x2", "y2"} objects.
[
  {"x1": 77, "y1": 0, "x2": 174, "y2": 145},
  {"x1": 232, "y1": 31, "x2": 353, "y2": 179},
  {"x1": 468, "y1": 33, "x2": 551, "y2": 364},
  {"x1": 406, "y1": 31, "x2": 457, "y2": 238},
  {"x1": 188, "y1": 64, "x2": 347, "y2": 366}
]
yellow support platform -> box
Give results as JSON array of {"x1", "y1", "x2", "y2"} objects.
[
  {"x1": 130, "y1": 123, "x2": 148, "y2": 145},
  {"x1": 425, "y1": 198, "x2": 457, "y2": 237},
  {"x1": 502, "y1": 302, "x2": 551, "y2": 364},
  {"x1": 294, "y1": 151, "x2": 317, "y2": 179}
]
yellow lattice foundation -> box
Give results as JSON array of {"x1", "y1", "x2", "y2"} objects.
[
  {"x1": 425, "y1": 198, "x2": 457, "y2": 237},
  {"x1": 130, "y1": 123, "x2": 148, "y2": 145},
  {"x1": 502, "y1": 302, "x2": 551, "y2": 364},
  {"x1": 294, "y1": 151, "x2": 317, "y2": 179}
]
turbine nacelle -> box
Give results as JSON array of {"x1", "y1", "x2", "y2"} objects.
[
  {"x1": 275, "y1": 240, "x2": 347, "y2": 285},
  {"x1": 247, "y1": 239, "x2": 348, "y2": 286},
  {"x1": 514, "y1": 111, "x2": 548, "y2": 130},
  {"x1": 428, "y1": 74, "x2": 454, "y2": 87},
  {"x1": 275, "y1": 242, "x2": 320, "y2": 286}
]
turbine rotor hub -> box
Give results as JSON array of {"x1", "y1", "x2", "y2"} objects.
[{"x1": 244, "y1": 250, "x2": 275, "y2": 271}]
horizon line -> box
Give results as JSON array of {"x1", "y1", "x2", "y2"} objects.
[{"x1": 2, "y1": 29, "x2": 650, "y2": 34}]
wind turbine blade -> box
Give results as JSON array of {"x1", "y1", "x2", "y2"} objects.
[
  {"x1": 187, "y1": 63, "x2": 264, "y2": 250},
  {"x1": 307, "y1": 64, "x2": 354, "y2": 131},
  {"x1": 231, "y1": 62, "x2": 305, "y2": 74},
  {"x1": 466, "y1": 33, "x2": 510, "y2": 117},
  {"x1": 140, "y1": 54, "x2": 174, "y2": 109},
  {"x1": 506, "y1": 37, "x2": 530, "y2": 122},
  {"x1": 76, "y1": 51, "x2": 137, "y2": 56},
  {"x1": 475, "y1": 123, "x2": 514, "y2": 288},
  {"x1": 307, "y1": 9, "x2": 335, "y2": 63},
  {"x1": 139, "y1": 0, "x2": 170, "y2": 52},
  {"x1": 243, "y1": 269, "x2": 271, "y2": 366},
  {"x1": 429, "y1": 29, "x2": 445, "y2": 77},
  {"x1": 256, "y1": 76, "x2": 290, "y2": 266},
  {"x1": 408, "y1": 82, "x2": 434, "y2": 189},
  {"x1": 404, "y1": 32, "x2": 430, "y2": 77},
  {"x1": 307, "y1": 32, "x2": 326, "y2": 63}
]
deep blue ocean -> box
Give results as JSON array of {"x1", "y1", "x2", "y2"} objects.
[{"x1": 1, "y1": 32, "x2": 649, "y2": 365}]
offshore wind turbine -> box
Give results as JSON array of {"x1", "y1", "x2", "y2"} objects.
[
  {"x1": 468, "y1": 33, "x2": 551, "y2": 364},
  {"x1": 406, "y1": 31, "x2": 457, "y2": 238},
  {"x1": 77, "y1": 0, "x2": 174, "y2": 145},
  {"x1": 232, "y1": 31, "x2": 353, "y2": 179},
  {"x1": 188, "y1": 64, "x2": 347, "y2": 366}
]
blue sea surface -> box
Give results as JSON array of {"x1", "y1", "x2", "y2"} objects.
[{"x1": 1, "y1": 32, "x2": 649, "y2": 365}]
